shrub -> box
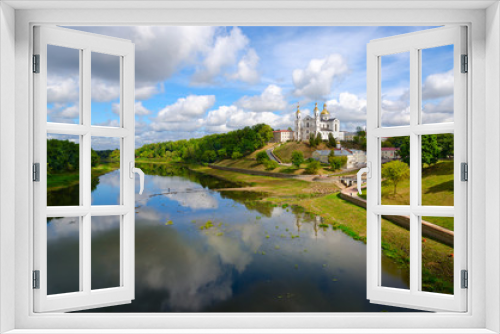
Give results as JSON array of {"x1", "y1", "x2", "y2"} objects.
[
  {"x1": 305, "y1": 160, "x2": 321, "y2": 174},
  {"x1": 256, "y1": 151, "x2": 270, "y2": 164},
  {"x1": 264, "y1": 160, "x2": 279, "y2": 170},
  {"x1": 291, "y1": 150, "x2": 304, "y2": 168}
]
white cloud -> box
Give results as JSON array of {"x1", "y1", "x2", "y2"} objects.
[
  {"x1": 292, "y1": 54, "x2": 349, "y2": 99},
  {"x1": 205, "y1": 105, "x2": 294, "y2": 133},
  {"x1": 321, "y1": 92, "x2": 368, "y2": 132},
  {"x1": 47, "y1": 76, "x2": 79, "y2": 104},
  {"x1": 379, "y1": 90, "x2": 410, "y2": 127},
  {"x1": 91, "y1": 78, "x2": 120, "y2": 102},
  {"x1": 152, "y1": 95, "x2": 216, "y2": 130},
  {"x1": 135, "y1": 101, "x2": 152, "y2": 116},
  {"x1": 235, "y1": 85, "x2": 286, "y2": 112},
  {"x1": 229, "y1": 48, "x2": 260, "y2": 84},
  {"x1": 192, "y1": 27, "x2": 249, "y2": 85},
  {"x1": 422, "y1": 95, "x2": 454, "y2": 124},
  {"x1": 47, "y1": 103, "x2": 79, "y2": 123},
  {"x1": 422, "y1": 70, "x2": 454, "y2": 100},
  {"x1": 135, "y1": 84, "x2": 162, "y2": 100}
]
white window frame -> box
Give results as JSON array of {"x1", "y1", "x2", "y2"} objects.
[
  {"x1": 366, "y1": 26, "x2": 467, "y2": 312},
  {"x1": 0, "y1": 2, "x2": 499, "y2": 333},
  {"x1": 32, "y1": 26, "x2": 136, "y2": 313}
]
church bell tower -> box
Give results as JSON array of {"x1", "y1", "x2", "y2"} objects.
[{"x1": 295, "y1": 103, "x2": 301, "y2": 141}]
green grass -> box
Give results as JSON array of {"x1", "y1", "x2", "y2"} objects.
[
  {"x1": 192, "y1": 165, "x2": 339, "y2": 196},
  {"x1": 360, "y1": 160, "x2": 454, "y2": 231},
  {"x1": 273, "y1": 141, "x2": 331, "y2": 163}
]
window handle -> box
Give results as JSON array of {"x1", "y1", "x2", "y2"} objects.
[
  {"x1": 357, "y1": 162, "x2": 371, "y2": 195},
  {"x1": 129, "y1": 162, "x2": 145, "y2": 195}
]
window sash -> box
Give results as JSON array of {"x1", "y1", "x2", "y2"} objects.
[
  {"x1": 32, "y1": 25, "x2": 136, "y2": 313},
  {"x1": 366, "y1": 26, "x2": 467, "y2": 312}
]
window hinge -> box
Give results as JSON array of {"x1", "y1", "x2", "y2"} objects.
[
  {"x1": 33, "y1": 54, "x2": 40, "y2": 73},
  {"x1": 461, "y1": 54, "x2": 468, "y2": 73},
  {"x1": 461, "y1": 270, "x2": 468, "y2": 289},
  {"x1": 33, "y1": 270, "x2": 40, "y2": 289},
  {"x1": 461, "y1": 162, "x2": 468, "y2": 181},
  {"x1": 33, "y1": 163, "x2": 40, "y2": 182}
]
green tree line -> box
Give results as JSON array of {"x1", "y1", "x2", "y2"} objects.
[
  {"x1": 47, "y1": 139, "x2": 109, "y2": 174},
  {"x1": 135, "y1": 124, "x2": 274, "y2": 163}
]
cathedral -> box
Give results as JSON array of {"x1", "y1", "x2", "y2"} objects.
[{"x1": 295, "y1": 102, "x2": 344, "y2": 142}]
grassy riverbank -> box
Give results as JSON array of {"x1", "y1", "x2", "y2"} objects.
[
  {"x1": 47, "y1": 163, "x2": 119, "y2": 190},
  {"x1": 359, "y1": 160, "x2": 454, "y2": 230},
  {"x1": 192, "y1": 163, "x2": 454, "y2": 294}
]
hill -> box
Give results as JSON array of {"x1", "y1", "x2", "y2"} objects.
[{"x1": 273, "y1": 141, "x2": 332, "y2": 163}]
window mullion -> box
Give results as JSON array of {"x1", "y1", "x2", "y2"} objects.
[
  {"x1": 409, "y1": 47, "x2": 420, "y2": 294},
  {"x1": 82, "y1": 48, "x2": 92, "y2": 294}
]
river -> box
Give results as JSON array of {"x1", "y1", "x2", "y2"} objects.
[{"x1": 46, "y1": 163, "x2": 412, "y2": 312}]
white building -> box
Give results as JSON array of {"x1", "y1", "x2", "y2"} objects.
[
  {"x1": 272, "y1": 130, "x2": 294, "y2": 143},
  {"x1": 312, "y1": 148, "x2": 367, "y2": 169},
  {"x1": 381, "y1": 147, "x2": 399, "y2": 160},
  {"x1": 295, "y1": 103, "x2": 345, "y2": 142}
]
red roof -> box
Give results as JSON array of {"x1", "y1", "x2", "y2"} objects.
[{"x1": 381, "y1": 147, "x2": 399, "y2": 151}]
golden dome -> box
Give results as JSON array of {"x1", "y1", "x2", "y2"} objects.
[
  {"x1": 313, "y1": 102, "x2": 319, "y2": 113},
  {"x1": 296, "y1": 103, "x2": 300, "y2": 114},
  {"x1": 321, "y1": 103, "x2": 329, "y2": 115}
]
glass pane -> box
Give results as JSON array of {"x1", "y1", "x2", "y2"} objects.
[
  {"x1": 91, "y1": 216, "x2": 120, "y2": 290},
  {"x1": 91, "y1": 52, "x2": 120, "y2": 127},
  {"x1": 421, "y1": 216, "x2": 454, "y2": 295},
  {"x1": 380, "y1": 52, "x2": 410, "y2": 127},
  {"x1": 380, "y1": 136, "x2": 410, "y2": 205},
  {"x1": 421, "y1": 134, "x2": 454, "y2": 206},
  {"x1": 47, "y1": 133, "x2": 80, "y2": 206},
  {"x1": 47, "y1": 217, "x2": 80, "y2": 295},
  {"x1": 47, "y1": 45, "x2": 80, "y2": 124},
  {"x1": 381, "y1": 215, "x2": 410, "y2": 290},
  {"x1": 91, "y1": 137, "x2": 121, "y2": 206},
  {"x1": 421, "y1": 45, "x2": 454, "y2": 124}
]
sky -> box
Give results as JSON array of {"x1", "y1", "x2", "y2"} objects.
[{"x1": 46, "y1": 26, "x2": 454, "y2": 150}]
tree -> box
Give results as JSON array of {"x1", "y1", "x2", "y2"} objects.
[
  {"x1": 309, "y1": 133, "x2": 317, "y2": 148},
  {"x1": 91, "y1": 149, "x2": 100, "y2": 167},
  {"x1": 421, "y1": 134, "x2": 439, "y2": 167},
  {"x1": 305, "y1": 160, "x2": 321, "y2": 174},
  {"x1": 315, "y1": 133, "x2": 322, "y2": 146},
  {"x1": 437, "y1": 134, "x2": 454, "y2": 158},
  {"x1": 328, "y1": 151, "x2": 347, "y2": 170},
  {"x1": 328, "y1": 133, "x2": 336, "y2": 148},
  {"x1": 398, "y1": 136, "x2": 410, "y2": 165},
  {"x1": 202, "y1": 150, "x2": 217, "y2": 163},
  {"x1": 109, "y1": 149, "x2": 120, "y2": 162},
  {"x1": 382, "y1": 160, "x2": 410, "y2": 194},
  {"x1": 256, "y1": 151, "x2": 270, "y2": 164},
  {"x1": 231, "y1": 150, "x2": 242, "y2": 160},
  {"x1": 217, "y1": 148, "x2": 227, "y2": 159},
  {"x1": 291, "y1": 150, "x2": 304, "y2": 168}
]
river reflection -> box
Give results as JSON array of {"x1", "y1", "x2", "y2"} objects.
[{"x1": 47, "y1": 164, "x2": 413, "y2": 312}]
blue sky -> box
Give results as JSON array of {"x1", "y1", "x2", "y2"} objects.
[{"x1": 46, "y1": 26, "x2": 454, "y2": 149}]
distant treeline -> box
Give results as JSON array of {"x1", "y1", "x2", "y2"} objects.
[
  {"x1": 95, "y1": 149, "x2": 120, "y2": 162},
  {"x1": 135, "y1": 124, "x2": 274, "y2": 163},
  {"x1": 47, "y1": 139, "x2": 119, "y2": 174}
]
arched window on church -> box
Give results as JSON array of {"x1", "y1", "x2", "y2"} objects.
[
  {"x1": 327, "y1": 124, "x2": 329, "y2": 129},
  {"x1": 306, "y1": 123, "x2": 309, "y2": 127}
]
